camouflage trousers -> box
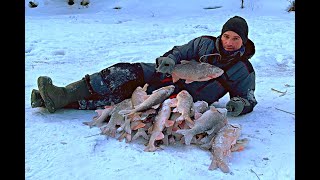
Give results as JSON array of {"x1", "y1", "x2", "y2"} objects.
[{"x1": 76, "y1": 62, "x2": 145, "y2": 110}]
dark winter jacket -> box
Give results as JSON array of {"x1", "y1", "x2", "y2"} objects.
[{"x1": 140, "y1": 35, "x2": 257, "y2": 116}]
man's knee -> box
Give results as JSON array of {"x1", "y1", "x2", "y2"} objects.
[{"x1": 85, "y1": 62, "x2": 145, "y2": 96}]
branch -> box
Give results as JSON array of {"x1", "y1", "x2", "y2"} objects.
[
  {"x1": 84, "y1": 133, "x2": 101, "y2": 138},
  {"x1": 275, "y1": 107, "x2": 295, "y2": 115},
  {"x1": 271, "y1": 88, "x2": 287, "y2": 96},
  {"x1": 250, "y1": 169, "x2": 261, "y2": 180}
]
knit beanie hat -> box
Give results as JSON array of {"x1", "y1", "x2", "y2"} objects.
[{"x1": 221, "y1": 16, "x2": 248, "y2": 44}]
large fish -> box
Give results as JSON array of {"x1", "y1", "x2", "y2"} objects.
[
  {"x1": 130, "y1": 84, "x2": 157, "y2": 121},
  {"x1": 131, "y1": 83, "x2": 149, "y2": 108},
  {"x1": 101, "y1": 99, "x2": 132, "y2": 137},
  {"x1": 172, "y1": 90, "x2": 194, "y2": 126},
  {"x1": 117, "y1": 84, "x2": 150, "y2": 135},
  {"x1": 170, "y1": 60, "x2": 224, "y2": 83},
  {"x1": 119, "y1": 85, "x2": 175, "y2": 116},
  {"x1": 144, "y1": 99, "x2": 175, "y2": 152},
  {"x1": 176, "y1": 106, "x2": 227, "y2": 145},
  {"x1": 83, "y1": 105, "x2": 114, "y2": 128},
  {"x1": 208, "y1": 123, "x2": 242, "y2": 173}
]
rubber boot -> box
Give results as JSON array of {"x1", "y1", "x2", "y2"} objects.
[
  {"x1": 31, "y1": 89, "x2": 81, "y2": 109},
  {"x1": 31, "y1": 89, "x2": 45, "y2": 108},
  {"x1": 37, "y1": 76, "x2": 91, "y2": 113}
]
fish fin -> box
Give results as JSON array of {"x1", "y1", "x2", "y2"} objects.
[
  {"x1": 152, "y1": 103, "x2": 161, "y2": 109},
  {"x1": 185, "y1": 79, "x2": 194, "y2": 84},
  {"x1": 94, "y1": 109, "x2": 104, "y2": 114},
  {"x1": 176, "y1": 129, "x2": 193, "y2": 145},
  {"x1": 147, "y1": 125, "x2": 153, "y2": 134},
  {"x1": 132, "y1": 122, "x2": 146, "y2": 130},
  {"x1": 132, "y1": 129, "x2": 149, "y2": 140},
  {"x1": 206, "y1": 127, "x2": 216, "y2": 135},
  {"x1": 117, "y1": 132, "x2": 127, "y2": 142},
  {"x1": 131, "y1": 113, "x2": 142, "y2": 121},
  {"x1": 185, "y1": 116, "x2": 194, "y2": 125},
  {"x1": 142, "y1": 83, "x2": 149, "y2": 91},
  {"x1": 140, "y1": 109, "x2": 157, "y2": 120},
  {"x1": 185, "y1": 120, "x2": 195, "y2": 128},
  {"x1": 125, "y1": 133, "x2": 132, "y2": 143},
  {"x1": 155, "y1": 132, "x2": 165, "y2": 140},
  {"x1": 165, "y1": 120, "x2": 175, "y2": 127},
  {"x1": 231, "y1": 138, "x2": 249, "y2": 152},
  {"x1": 144, "y1": 144, "x2": 159, "y2": 152},
  {"x1": 124, "y1": 123, "x2": 132, "y2": 135},
  {"x1": 198, "y1": 75, "x2": 211, "y2": 80},
  {"x1": 171, "y1": 73, "x2": 180, "y2": 83},
  {"x1": 208, "y1": 159, "x2": 218, "y2": 171}
]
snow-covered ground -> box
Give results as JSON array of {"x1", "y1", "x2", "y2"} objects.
[{"x1": 25, "y1": 0, "x2": 295, "y2": 179}]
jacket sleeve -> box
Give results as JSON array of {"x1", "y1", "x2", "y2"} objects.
[
  {"x1": 225, "y1": 60, "x2": 258, "y2": 115},
  {"x1": 156, "y1": 36, "x2": 207, "y2": 66}
]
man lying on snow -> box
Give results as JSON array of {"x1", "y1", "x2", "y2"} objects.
[{"x1": 31, "y1": 15, "x2": 258, "y2": 117}]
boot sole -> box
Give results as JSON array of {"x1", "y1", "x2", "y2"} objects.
[
  {"x1": 38, "y1": 76, "x2": 56, "y2": 113},
  {"x1": 31, "y1": 89, "x2": 45, "y2": 108}
]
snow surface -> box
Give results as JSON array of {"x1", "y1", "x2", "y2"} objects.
[{"x1": 25, "y1": 0, "x2": 295, "y2": 179}]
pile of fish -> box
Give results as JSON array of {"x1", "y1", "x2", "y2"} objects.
[{"x1": 83, "y1": 84, "x2": 249, "y2": 173}]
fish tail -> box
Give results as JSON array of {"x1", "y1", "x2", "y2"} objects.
[
  {"x1": 208, "y1": 159, "x2": 218, "y2": 171},
  {"x1": 171, "y1": 73, "x2": 180, "y2": 83},
  {"x1": 218, "y1": 161, "x2": 230, "y2": 173},
  {"x1": 184, "y1": 116, "x2": 194, "y2": 126}
]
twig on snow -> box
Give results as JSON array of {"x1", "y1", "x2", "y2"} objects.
[
  {"x1": 84, "y1": 133, "x2": 101, "y2": 138},
  {"x1": 271, "y1": 88, "x2": 287, "y2": 96},
  {"x1": 250, "y1": 169, "x2": 261, "y2": 180},
  {"x1": 284, "y1": 84, "x2": 294, "y2": 87},
  {"x1": 275, "y1": 107, "x2": 295, "y2": 115}
]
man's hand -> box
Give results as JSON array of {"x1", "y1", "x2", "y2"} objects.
[
  {"x1": 226, "y1": 97, "x2": 249, "y2": 116},
  {"x1": 156, "y1": 57, "x2": 175, "y2": 74}
]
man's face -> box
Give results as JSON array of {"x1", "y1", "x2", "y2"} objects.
[{"x1": 221, "y1": 31, "x2": 243, "y2": 51}]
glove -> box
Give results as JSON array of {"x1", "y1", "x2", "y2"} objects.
[
  {"x1": 156, "y1": 57, "x2": 175, "y2": 74},
  {"x1": 226, "y1": 97, "x2": 249, "y2": 117}
]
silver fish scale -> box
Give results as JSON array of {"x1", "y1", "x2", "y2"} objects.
[{"x1": 190, "y1": 109, "x2": 225, "y2": 135}]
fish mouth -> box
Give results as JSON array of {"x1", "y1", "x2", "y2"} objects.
[{"x1": 209, "y1": 70, "x2": 224, "y2": 78}]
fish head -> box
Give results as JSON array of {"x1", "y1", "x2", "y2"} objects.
[
  {"x1": 208, "y1": 66, "x2": 224, "y2": 79},
  {"x1": 216, "y1": 108, "x2": 228, "y2": 117},
  {"x1": 163, "y1": 85, "x2": 175, "y2": 95},
  {"x1": 177, "y1": 90, "x2": 190, "y2": 98},
  {"x1": 230, "y1": 123, "x2": 242, "y2": 130}
]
